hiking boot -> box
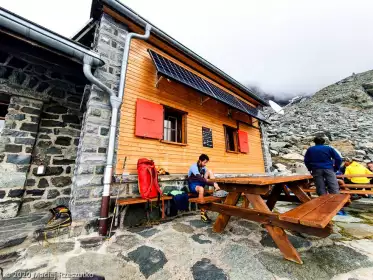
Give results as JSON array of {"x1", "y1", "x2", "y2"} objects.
[
  {"x1": 44, "y1": 214, "x2": 71, "y2": 230},
  {"x1": 213, "y1": 190, "x2": 228, "y2": 198},
  {"x1": 201, "y1": 211, "x2": 212, "y2": 223}
]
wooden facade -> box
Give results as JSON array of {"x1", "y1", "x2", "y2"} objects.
[{"x1": 114, "y1": 37, "x2": 266, "y2": 175}]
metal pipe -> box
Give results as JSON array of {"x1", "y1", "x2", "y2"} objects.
[
  {"x1": 0, "y1": 7, "x2": 104, "y2": 67},
  {"x1": 98, "y1": 24, "x2": 152, "y2": 236},
  {"x1": 83, "y1": 56, "x2": 115, "y2": 97},
  {"x1": 0, "y1": 6, "x2": 151, "y2": 235},
  {"x1": 101, "y1": 0, "x2": 268, "y2": 106}
]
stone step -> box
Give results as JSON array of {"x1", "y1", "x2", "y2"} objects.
[
  {"x1": 0, "y1": 213, "x2": 48, "y2": 227},
  {"x1": 0, "y1": 213, "x2": 51, "y2": 251}
]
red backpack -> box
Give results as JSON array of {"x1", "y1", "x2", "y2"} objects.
[{"x1": 137, "y1": 158, "x2": 162, "y2": 199}]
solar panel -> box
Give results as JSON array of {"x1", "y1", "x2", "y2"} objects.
[
  {"x1": 237, "y1": 99, "x2": 267, "y2": 121},
  {"x1": 148, "y1": 50, "x2": 266, "y2": 122},
  {"x1": 149, "y1": 50, "x2": 216, "y2": 99},
  {"x1": 205, "y1": 81, "x2": 246, "y2": 110}
]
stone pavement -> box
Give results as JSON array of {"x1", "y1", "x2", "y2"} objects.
[{"x1": 2, "y1": 200, "x2": 373, "y2": 280}]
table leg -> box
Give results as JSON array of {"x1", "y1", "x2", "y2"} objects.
[
  {"x1": 283, "y1": 185, "x2": 291, "y2": 197},
  {"x1": 242, "y1": 194, "x2": 250, "y2": 208},
  {"x1": 213, "y1": 192, "x2": 241, "y2": 233},
  {"x1": 266, "y1": 184, "x2": 284, "y2": 211},
  {"x1": 246, "y1": 193, "x2": 303, "y2": 264},
  {"x1": 288, "y1": 182, "x2": 311, "y2": 203}
]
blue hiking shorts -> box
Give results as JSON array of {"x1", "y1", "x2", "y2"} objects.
[{"x1": 189, "y1": 182, "x2": 205, "y2": 194}]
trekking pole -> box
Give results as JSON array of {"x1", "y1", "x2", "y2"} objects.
[
  {"x1": 107, "y1": 156, "x2": 127, "y2": 240},
  {"x1": 107, "y1": 179, "x2": 122, "y2": 240}
]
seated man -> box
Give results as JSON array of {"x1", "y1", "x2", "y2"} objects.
[
  {"x1": 368, "y1": 162, "x2": 373, "y2": 184},
  {"x1": 188, "y1": 154, "x2": 220, "y2": 223},
  {"x1": 344, "y1": 158, "x2": 373, "y2": 198}
]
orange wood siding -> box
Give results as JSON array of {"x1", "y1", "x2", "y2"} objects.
[{"x1": 115, "y1": 39, "x2": 265, "y2": 175}]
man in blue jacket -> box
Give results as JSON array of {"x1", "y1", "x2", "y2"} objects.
[{"x1": 304, "y1": 136, "x2": 342, "y2": 196}]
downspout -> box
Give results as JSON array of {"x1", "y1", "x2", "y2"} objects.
[
  {"x1": 85, "y1": 24, "x2": 152, "y2": 236},
  {"x1": 1, "y1": 5, "x2": 152, "y2": 234}
]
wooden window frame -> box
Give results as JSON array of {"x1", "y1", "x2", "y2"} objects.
[
  {"x1": 223, "y1": 124, "x2": 239, "y2": 153},
  {"x1": 162, "y1": 105, "x2": 188, "y2": 145}
]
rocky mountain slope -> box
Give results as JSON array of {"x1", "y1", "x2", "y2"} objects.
[{"x1": 265, "y1": 70, "x2": 373, "y2": 174}]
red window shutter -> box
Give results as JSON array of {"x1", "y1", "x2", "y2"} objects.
[
  {"x1": 135, "y1": 98, "x2": 164, "y2": 139},
  {"x1": 238, "y1": 130, "x2": 249, "y2": 153}
]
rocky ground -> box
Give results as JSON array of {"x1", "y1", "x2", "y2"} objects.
[
  {"x1": 264, "y1": 70, "x2": 373, "y2": 174},
  {"x1": 2, "y1": 199, "x2": 373, "y2": 280}
]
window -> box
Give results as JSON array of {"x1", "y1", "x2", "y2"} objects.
[
  {"x1": 224, "y1": 125, "x2": 249, "y2": 153},
  {"x1": 224, "y1": 125, "x2": 238, "y2": 152},
  {"x1": 238, "y1": 130, "x2": 249, "y2": 153},
  {"x1": 0, "y1": 95, "x2": 10, "y2": 133},
  {"x1": 135, "y1": 99, "x2": 187, "y2": 144},
  {"x1": 163, "y1": 106, "x2": 186, "y2": 144}
]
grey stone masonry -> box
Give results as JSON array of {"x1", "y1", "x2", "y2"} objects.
[
  {"x1": 111, "y1": 173, "x2": 268, "y2": 198},
  {"x1": 22, "y1": 101, "x2": 82, "y2": 214},
  {"x1": 260, "y1": 122, "x2": 273, "y2": 173},
  {"x1": 0, "y1": 36, "x2": 87, "y2": 218},
  {"x1": 0, "y1": 94, "x2": 43, "y2": 218},
  {"x1": 70, "y1": 13, "x2": 129, "y2": 220}
]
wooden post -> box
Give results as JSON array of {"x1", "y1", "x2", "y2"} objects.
[
  {"x1": 213, "y1": 192, "x2": 241, "y2": 233},
  {"x1": 246, "y1": 193, "x2": 303, "y2": 264},
  {"x1": 265, "y1": 184, "x2": 283, "y2": 211}
]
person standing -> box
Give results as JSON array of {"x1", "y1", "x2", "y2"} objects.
[{"x1": 304, "y1": 136, "x2": 342, "y2": 196}]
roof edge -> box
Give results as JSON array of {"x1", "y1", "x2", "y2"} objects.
[
  {"x1": 0, "y1": 7, "x2": 103, "y2": 67},
  {"x1": 90, "y1": 0, "x2": 268, "y2": 106}
]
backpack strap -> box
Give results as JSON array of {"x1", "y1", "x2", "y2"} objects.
[{"x1": 142, "y1": 166, "x2": 154, "y2": 199}]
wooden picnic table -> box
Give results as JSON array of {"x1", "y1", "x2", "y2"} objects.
[
  {"x1": 302, "y1": 174, "x2": 373, "y2": 195},
  {"x1": 337, "y1": 174, "x2": 373, "y2": 178},
  {"x1": 204, "y1": 175, "x2": 349, "y2": 264}
]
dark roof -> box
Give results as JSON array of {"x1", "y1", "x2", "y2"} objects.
[{"x1": 90, "y1": 0, "x2": 268, "y2": 106}]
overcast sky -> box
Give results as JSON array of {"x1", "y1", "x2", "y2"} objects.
[{"x1": 1, "y1": 0, "x2": 373, "y2": 98}]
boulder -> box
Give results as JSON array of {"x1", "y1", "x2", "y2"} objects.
[
  {"x1": 270, "y1": 142, "x2": 290, "y2": 151},
  {"x1": 281, "y1": 153, "x2": 304, "y2": 161},
  {"x1": 274, "y1": 163, "x2": 288, "y2": 171},
  {"x1": 270, "y1": 150, "x2": 279, "y2": 156}
]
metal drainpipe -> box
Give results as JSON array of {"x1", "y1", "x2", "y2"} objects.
[{"x1": 86, "y1": 24, "x2": 151, "y2": 236}]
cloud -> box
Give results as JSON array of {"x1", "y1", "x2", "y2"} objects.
[{"x1": 3, "y1": 0, "x2": 373, "y2": 97}]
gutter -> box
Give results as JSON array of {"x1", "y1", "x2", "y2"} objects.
[
  {"x1": 97, "y1": 24, "x2": 152, "y2": 236},
  {"x1": 99, "y1": 0, "x2": 269, "y2": 107},
  {"x1": 0, "y1": 7, "x2": 103, "y2": 67}
]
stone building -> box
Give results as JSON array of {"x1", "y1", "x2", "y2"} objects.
[{"x1": 0, "y1": 1, "x2": 271, "y2": 235}]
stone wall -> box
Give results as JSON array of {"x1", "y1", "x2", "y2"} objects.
[
  {"x1": 111, "y1": 173, "x2": 268, "y2": 198},
  {"x1": 21, "y1": 99, "x2": 82, "y2": 214},
  {"x1": 0, "y1": 94, "x2": 43, "y2": 218},
  {"x1": 70, "y1": 13, "x2": 128, "y2": 220},
  {"x1": 0, "y1": 36, "x2": 87, "y2": 218},
  {"x1": 260, "y1": 123, "x2": 273, "y2": 173}
]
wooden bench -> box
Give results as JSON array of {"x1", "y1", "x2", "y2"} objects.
[
  {"x1": 117, "y1": 196, "x2": 173, "y2": 205},
  {"x1": 302, "y1": 188, "x2": 373, "y2": 195},
  {"x1": 189, "y1": 196, "x2": 222, "y2": 204},
  {"x1": 279, "y1": 194, "x2": 350, "y2": 228},
  {"x1": 341, "y1": 184, "x2": 372, "y2": 189},
  {"x1": 116, "y1": 190, "x2": 214, "y2": 206}
]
